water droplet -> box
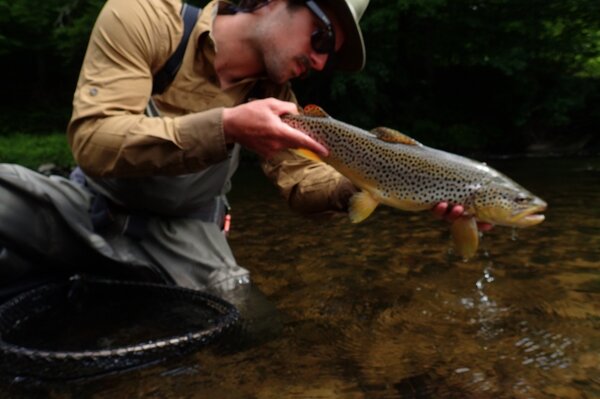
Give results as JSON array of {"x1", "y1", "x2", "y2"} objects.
[
  {"x1": 524, "y1": 344, "x2": 540, "y2": 353},
  {"x1": 515, "y1": 338, "x2": 530, "y2": 347},
  {"x1": 460, "y1": 298, "x2": 475, "y2": 308}
]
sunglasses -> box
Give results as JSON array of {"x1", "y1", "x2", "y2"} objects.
[{"x1": 305, "y1": 0, "x2": 336, "y2": 55}]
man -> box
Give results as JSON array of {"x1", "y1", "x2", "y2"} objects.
[{"x1": 0, "y1": 0, "x2": 478, "y2": 298}]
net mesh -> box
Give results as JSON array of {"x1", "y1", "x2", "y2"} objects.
[{"x1": 0, "y1": 276, "x2": 239, "y2": 379}]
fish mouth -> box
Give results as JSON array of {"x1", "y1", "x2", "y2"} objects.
[
  {"x1": 511, "y1": 203, "x2": 547, "y2": 227},
  {"x1": 477, "y1": 202, "x2": 547, "y2": 228}
]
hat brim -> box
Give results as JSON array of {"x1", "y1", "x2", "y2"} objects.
[{"x1": 328, "y1": 0, "x2": 365, "y2": 71}]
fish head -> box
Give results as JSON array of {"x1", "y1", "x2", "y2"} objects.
[{"x1": 472, "y1": 178, "x2": 547, "y2": 228}]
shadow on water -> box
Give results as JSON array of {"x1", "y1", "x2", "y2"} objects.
[{"x1": 3, "y1": 157, "x2": 599, "y2": 398}]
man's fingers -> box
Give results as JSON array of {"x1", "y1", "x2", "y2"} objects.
[
  {"x1": 477, "y1": 222, "x2": 494, "y2": 232},
  {"x1": 267, "y1": 98, "x2": 300, "y2": 116},
  {"x1": 432, "y1": 202, "x2": 448, "y2": 219},
  {"x1": 433, "y1": 202, "x2": 495, "y2": 232},
  {"x1": 280, "y1": 123, "x2": 329, "y2": 157},
  {"x1": 294, "y1": 136, "x2": 329, "y2": 158},
  {"x1": 433, "y1": 202, "x2": 463, "y2": 221},
  {"x1": 447, "y1": 204, "x2": 464, "y2": 221}
]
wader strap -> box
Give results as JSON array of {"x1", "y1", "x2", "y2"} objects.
[
  {"x1": 145, "y1": 98, "x2": 161, "y2": 117},
  {"x1": 151, "y1": 3, "x2": 201, "y2": 96}
]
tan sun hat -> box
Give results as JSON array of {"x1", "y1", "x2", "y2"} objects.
[{"x1": 328, "y1": 0, "x2": 369, "y2": 71}]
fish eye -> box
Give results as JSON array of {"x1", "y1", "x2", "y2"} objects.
[{"x1": 514, "y1": 195, "x2": 530, "y2": 204}]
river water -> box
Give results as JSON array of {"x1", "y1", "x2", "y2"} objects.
[{"x1": 4, "y1": 157, "x2": 599, "y2": 398}]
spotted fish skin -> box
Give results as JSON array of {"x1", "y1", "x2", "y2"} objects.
[
  {"x1": 289, "y1": 116, "x2": 487, "y2": 210},
  {"x1": 283, "y1": 105, "x2": 547, "y2": 259}
]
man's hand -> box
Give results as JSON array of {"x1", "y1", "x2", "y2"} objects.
[
  {"x1": 432, "y1": 202, "x2": 494, "y2": 231},
  {"x1": 223, "y1": 98, "x2": 328, "y2": 159}
]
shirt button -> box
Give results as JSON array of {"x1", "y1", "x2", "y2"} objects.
[{"x1": 89, "y1": 87, "x2": 98, "y2": 96}]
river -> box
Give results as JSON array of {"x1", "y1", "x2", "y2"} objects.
[{"x1": 4, "y1": 157, "x2": 599, "y2": 398}]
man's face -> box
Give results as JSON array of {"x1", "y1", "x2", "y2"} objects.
[{"x1": 257, "y1": 0, "x2": 345, "y2": 84}]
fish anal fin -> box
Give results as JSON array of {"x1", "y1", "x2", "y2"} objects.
[
  {"x1": 450, "y1": 216, "x2": 479, "y2": 260},
  {"x1": 348, "y1": 191, "x2": 379, "y2": 223},
  {"x1": 371, "y1": 127, "x2": 421, "y2": 146},
  {"x1": 303, "y1": 104, "x2": 329, "y2": 118},
  {"x1": 291, "y1": 148, "x2": 323, "y2": 163}
]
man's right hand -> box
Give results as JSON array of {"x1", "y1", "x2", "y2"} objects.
[
  {"x1": 222, "y1": 98, "x2": 328, "y2": 159},
  {"x1": 432, "y1": 202, "x2": 494, "y2": 232}
]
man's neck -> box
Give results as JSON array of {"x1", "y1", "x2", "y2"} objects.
[{"x1": 212, "y1": 12, "x2": 265, "y2": 89}]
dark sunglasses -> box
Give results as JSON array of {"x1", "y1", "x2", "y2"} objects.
[{"x1": 305, "y1": 0, "x2": 336, "y2": 55}]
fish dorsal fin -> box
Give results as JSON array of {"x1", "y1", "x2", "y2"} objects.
[
  {"x1": 371, "y1": 127, "x2": 422, "y2": 146},
  {"x1": 303, "y1": 104, "x2": 330, "y2": 118}
]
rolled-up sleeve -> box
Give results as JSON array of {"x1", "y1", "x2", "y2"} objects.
[{"x1": 261, "y1": 150, "x2": 356, "y2": 214}]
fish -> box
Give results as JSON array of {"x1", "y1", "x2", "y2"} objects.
[{"x1": 282, "y1": 105, "x2": 547, "y2": 259}]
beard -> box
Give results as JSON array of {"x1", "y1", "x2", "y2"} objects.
[{"x1": 263, "y1": 53, "x2": 311, "y2": 84}]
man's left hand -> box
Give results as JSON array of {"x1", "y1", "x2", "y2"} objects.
[{"x1": 432, "y1": 202, "x2": 494, "y2": 231}]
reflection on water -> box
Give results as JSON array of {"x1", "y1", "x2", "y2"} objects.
[{"x1": 4, "y1": 157, "x2": 600, "y2": 398}]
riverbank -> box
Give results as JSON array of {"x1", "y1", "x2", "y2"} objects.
[
  {"x1": 0, "y1": 131, "x2": 598, "y2": 175},
  {"x1": 0, "y1": 132, "x2": 74, "y2": 170}
]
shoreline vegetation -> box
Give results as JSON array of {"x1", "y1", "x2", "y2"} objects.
[
  {"x1": 0, "y1": 132, "x2": 74, "y2": 171},
  {"x1": 1, "y1": 0, "x2": 598, "y2": 165},
  {"x1": 0, "y1": 132, "x2": 597, "y2": 176}
]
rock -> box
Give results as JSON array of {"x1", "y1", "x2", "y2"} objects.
[{"x1": 37, "y1": 163, "x2": 71, "y2": 177}]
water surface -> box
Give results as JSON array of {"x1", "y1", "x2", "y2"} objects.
[{"x1": 4, "y1": 157, "x2": 599, "y2": 398}]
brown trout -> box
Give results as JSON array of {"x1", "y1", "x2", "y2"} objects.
[{"x1": 283, "y1": 105, "x2": 547, "y2": 259}]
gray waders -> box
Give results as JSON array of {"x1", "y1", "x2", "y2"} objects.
[{"x1": 0, "y1": 150, "x2": 249, "y2": 299}]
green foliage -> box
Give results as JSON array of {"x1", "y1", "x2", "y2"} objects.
[
  {"x1": 0, "y1": 0, "x2": 104, "y2": 106},
  {"x1": 0, "y1": 0, "x2": 103, "y2": 55},
  {"x1": 0, "y1": 133, "x2": 74, "y2": 168},
  {"x1": 53, "y1": 0, "x2": 106, "y2": 65},
  {"x1": 295, "y1": 0, "x2": 600, "y2": 153},
  {"x1": 0, "y1": 0, "x2": 598, "y2": 155}
]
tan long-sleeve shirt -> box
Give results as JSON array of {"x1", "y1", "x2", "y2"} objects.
[{"x1": 68, "y1": 0, "x2": 354, "y2": 214}]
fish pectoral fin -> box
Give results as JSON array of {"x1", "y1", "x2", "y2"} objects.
[
  {"x1": 303, "y1": 104, "x2": 330, "y2": 118},
  {"x1": 450, "y1": 216, "x2": 479, "y2": 260},
  {"x1": 348, "y1": 191, "x2": 379, "y2": 223},
  {"x1": 371, "y1": 127, "x2": 422, "y2": 146},
  {"x1": 290, "y1": 148, "x2": 323, "y2": 163}
]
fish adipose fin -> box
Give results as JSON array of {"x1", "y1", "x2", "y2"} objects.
[
  {"x1": 371, "y1": 127, "x2": 422, "y2": 146},
  {"x1": 291, "y1": 148, "x2": 323, "y2": 163},
  {"x1": 303, "y1": 105, "x2": 330, "y2": 118},
  {"x1": 348, "y1": 191, "x2": 379, "y2": 223},
  {"x1": 450, "y1": 216, "x2": 479, "y2": 260}
]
